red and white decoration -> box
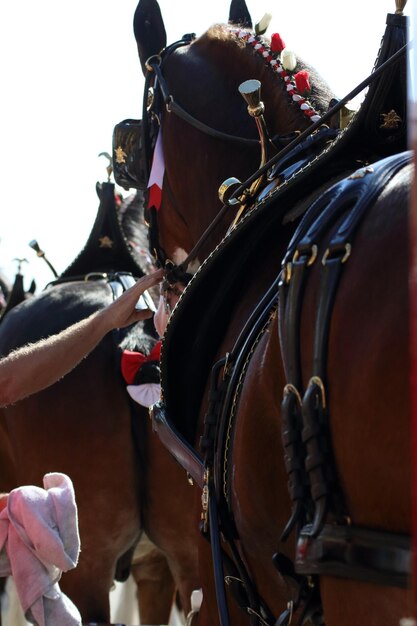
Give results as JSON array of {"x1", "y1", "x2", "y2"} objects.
[
  {"x1": 147, "y1": 129, "x2": 165, "y2": 211},
  {"x1": 121, "y1": 341, "x2": 162, "y2": 407},
  {"x1": 229, "y1": 28, "x2": 321, "y2": 124}
]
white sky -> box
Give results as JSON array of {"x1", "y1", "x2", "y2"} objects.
[{"x1": 0, "y1": 0, "x2": 410, "y2": 290}]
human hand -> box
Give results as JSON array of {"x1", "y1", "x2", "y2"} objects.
[{"x1": 99, "y1": 269, "x2": 164, "y2": 330}]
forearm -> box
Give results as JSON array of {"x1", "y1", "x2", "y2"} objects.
[{"x1": 0, "y1": 310, "x2": 110, "y2": 407}]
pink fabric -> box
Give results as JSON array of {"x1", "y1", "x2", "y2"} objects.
[
  {"x1": 126, "y1": 382, "x2": 161, "y2": 407},
  {"x1": 0, "y1": 472, "x2": 81, "y2": 626}
]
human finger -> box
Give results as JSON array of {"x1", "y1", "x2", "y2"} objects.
[{"x1": 133, "y1": 268, "x2": 164, "y2": 291}]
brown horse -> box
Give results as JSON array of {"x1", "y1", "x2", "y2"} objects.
[
  {"x1": 132, "y1": 0, "x2": 412, "y2": 624},
  {"x1": 0, "y1": 185, "x2": 177, "y2": 625}
]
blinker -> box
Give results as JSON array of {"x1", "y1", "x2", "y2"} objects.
[{"x1": 112, "y1": 118, "x2": 148, "y2": 191}]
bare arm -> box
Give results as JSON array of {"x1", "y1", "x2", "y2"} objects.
[{"x1": 0, "y1": 269, "x2": 163, "y2": 408}]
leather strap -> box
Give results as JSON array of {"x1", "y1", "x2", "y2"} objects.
[
  {"x1": 149, "y1": 402, "x2": 205, "y2": 488},
  {"x1": 296, "y1": 523, "x2": 411, "y2": 589}
]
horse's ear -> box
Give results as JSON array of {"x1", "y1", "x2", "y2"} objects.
[
  {"x1": 228, "y1": 0, "x2": 253, "y2": 28},
  {"x1": 134, "y1": 0, "x2": 167, "y2": 75}
]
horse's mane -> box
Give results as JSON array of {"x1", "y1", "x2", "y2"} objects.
[
  {"x1": 192, "y1": 25, "x2": 334, "y2": 131},
  {"x1": 119, "y1": 191, "x2": 155, "y2": 276}
]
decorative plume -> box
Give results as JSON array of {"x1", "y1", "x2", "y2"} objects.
[
  {"x1": 255, "y1": 13, "x2": 272, "y2": 35},
  {"x1": 294, "y1": 70, "x2": 311, "y2": 95},
  {"x1": 281, "y1": 49, "x2": 297, "y2": 71}
]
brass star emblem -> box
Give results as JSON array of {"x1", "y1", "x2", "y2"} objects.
[
  {"x1": 380, "y1": 109, "x2": 402, "y2": 130},
  {"x1": 98, "y1": 236, "x2": 114, "y2": 248},
  {"x1": 114, "y1": 146, "x2": 127, "y2": 164}
]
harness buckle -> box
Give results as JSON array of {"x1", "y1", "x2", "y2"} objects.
[
  {"x1": 292, "y1": 244, "x2": 318, "y2": 267},
  {"x1": 322, "y1": 242, "x2": 351, "y2": 265},
  {"x1": 284, "y1": 244, "x2": 318, "y2": 283}
]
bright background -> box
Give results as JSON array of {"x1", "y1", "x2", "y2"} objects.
[{"x1": 0, "y1": 0, "x2": 409, "y2": 291}]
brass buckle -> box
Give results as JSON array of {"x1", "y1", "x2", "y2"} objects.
[{"x1": 322, "y1": 242, "x2": 351, "y2": 265}]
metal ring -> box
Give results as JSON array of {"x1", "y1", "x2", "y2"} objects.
[
  {"x1": 307, "y1": 244, "x2": 318, "y2": 266},
  {"x1": 322, "y1": 242, "x2": 351, "y2": 265},
  {"x1": 292, "y1": 244, "x2": 318, "y2": 266},
  {"x1": 307, "y1": 376, "x2": 327, "y2": 409},
  {"x1": 145, "y1": 54, "x2": 162, "y2": 72},
  {"x1": 84, "y1": 272, "x2": 108, "y2": 281},
  {"x1": 165, "y1": 95, "x2": 174, "y2": 113}
]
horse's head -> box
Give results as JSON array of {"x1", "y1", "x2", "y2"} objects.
[{"x1": 134, "y1": 0, "x2": 335, "y2": 275}]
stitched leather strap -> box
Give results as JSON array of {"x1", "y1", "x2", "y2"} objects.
[
  {"x1": 149, "y1": 402, "x2": 205, "y2": 488},
  {"x1": 295, "y1": 523, "x2": 411, "y2": 588}
]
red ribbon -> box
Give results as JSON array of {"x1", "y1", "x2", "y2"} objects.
[
  {"x1": 121, "y1": 341, "x2": 162, "y2": 384},
  {"x1": 148, "y1": 183, "x2": 162, "y2": 212}
]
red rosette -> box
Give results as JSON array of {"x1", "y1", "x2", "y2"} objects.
[
  {"x1": 270, "y1": 33, "x2": 285, "y2": 53},
  {"x1": 294, "y1": 70, "x2": 311, "y2": 95}
]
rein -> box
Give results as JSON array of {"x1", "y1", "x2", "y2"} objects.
[{"x1": 144, "y1": 39, "x2": 409, "y2": 284}]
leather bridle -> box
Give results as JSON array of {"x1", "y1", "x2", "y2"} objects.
[{"x1": 142, "y1": 35, "x2": 408, "y2": 287}]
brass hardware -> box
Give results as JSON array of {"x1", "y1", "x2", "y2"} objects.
[
  {"x1": 307, "y1": 376, "x2": 327, "y2": 409},
  {"x1": 284, "y1": 261, "x2": 293, "y2": 284},
  {"x1": 227, "y1": 204, "x2": 247, "y2": 233},
  {"x1": 322, "y1": 243, "x2": 351, "y2": 265},
  {"x1": 307, "y1": 245, "x2": 318, "y2": 265},
  {"x1": 292, "y1": 245, "x2": 318, "y2": 267},
  {"x1": 114, "y1": 146, "x2": 127, "y2": 164},
  {"x1": 283, "y1": 383, "x2": 303, "y2": 407},
  {"x1": 380, "y1": 109, "x2": 402, "y2": 129},
  {"x1": 218, "y1": 177, "x2": 243, "y2": 205},
  {"x1": 239, "y1": 79, "x2": 265, "y2": 117},
  {"x1": 98, "y1": 235, "x2": 114, "y2": 249},
  {"x1": 218, "y1": 79, "x2": 272, "y2": 223},
  {"x1": 395, "y1": 0, "x2": 407, "y2": 14},
  {"x1": 186, "y1": 472, "x2": 194, "y2": 486},
  {"x1": 339, "y1": 105, "x2": 356, "y2": 130},
  {"x1": 238, "y1": 79, "x2": 272, "y2": 200},
  {"x1": 285, "y1": 245, "x2": 318, "y2": 283}
]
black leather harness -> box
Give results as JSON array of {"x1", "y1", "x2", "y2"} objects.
[
  {"x1": 145, "y1": 10, "x2": 411, "y2": 626},
  {"x1": 278, "y1": 151, "x2": 412, "y2": 589}
]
